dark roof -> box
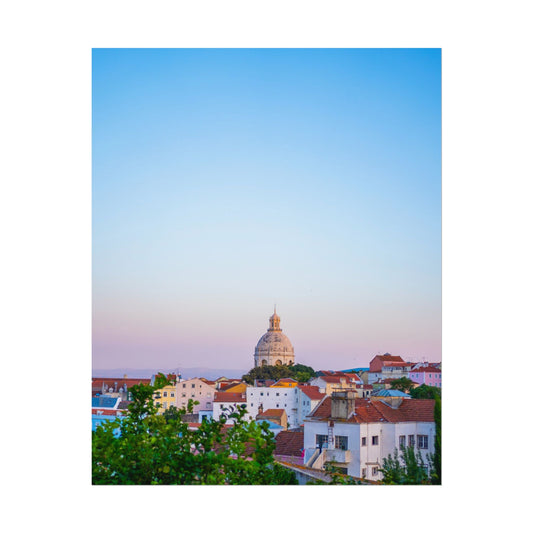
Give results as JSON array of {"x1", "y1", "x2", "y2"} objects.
[{"x1": 275, "y1": 431, "x2": 304, "y2": 457}]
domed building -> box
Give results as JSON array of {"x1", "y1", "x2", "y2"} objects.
[{"x1": 254, "y1": 309, "x2": 295, "y2": 367}]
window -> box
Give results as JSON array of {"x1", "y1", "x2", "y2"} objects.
[
  {"x1": 417, "y1": 435, "x2": 429, "y2": 449},
  {"x1": 182, "y1": 393, "x2": 186, "y2": 398},
  {"x1": 276, "y1": 404, "x2": 279, "y2": 408},
  {"x1": 372, "y1": 435, "x2": 379, "y2": 446},
  {"x1": 191, "y1": 384, "x2": 195, "y2": 389},
  {"x1": 372, "y1": 467, "x2": 379, "y2": 476},
  {"x1": 361, "y1": 437, "x2": 367, "y2": 446},
  {"x1": 260, "y1": 392, "x2": 264, "y2": 396},
  {"x1": 408, "y1": 435, "x2": 415, "y2": 447},
  {"x1": 316, "y1": 434, "x2": 328, "y2": 448},
  {"x1": 182, "y1": 384, "x2": 186, "y2": 388},
  {"x1": 362, "y1": 468, "x2": 367, "y2": 478},
  {"x1": 399, "y1": 435, "x2": 406, "y2": 448},
  {"x1": 276, "y1": 393, "x2": 280, "y2": 396},
  {"x1": 170, "y1": 392, "x2": 175, "y2": 397},
  {"x1": 163, "y1": 402, "x2": 167, "y2": 409},
  {"x1": 335, "y1": 435, "x2": 348, "y2": 450},
  {"x1": 163, "y1": 391, "x2": 168, "y2": 397}
]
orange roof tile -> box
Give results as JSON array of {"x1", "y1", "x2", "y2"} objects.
[
  {"x1": 298, "y1": 385, "x2": 326, "y2": 401},
  {"x1": 308, "y1": 396, "x2": 435, "y2": 424},
  {"x1": 258, "y1": 409, "x2": 285, "y2": 418},
  {"x1": 213, "y1": 392, "x2": 246, "y2": 403},
  {"x1": 275, "y1": 431, "x2": 304, "y2": 457}
]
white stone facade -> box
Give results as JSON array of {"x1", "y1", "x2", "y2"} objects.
[
  {"x1": 254, "y1": 311, "x2": 295, "y2": 367},
  {"x1": 246, "y1": 386, "x2": 299, "y2": 428}
]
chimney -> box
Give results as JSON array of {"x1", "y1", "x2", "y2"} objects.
[
  {"x1": 331, "y1": 390, "x2": 357, "y2": 419},
  {"x1": 384, "y1": 397, "x2": 404, "y2": 408}
]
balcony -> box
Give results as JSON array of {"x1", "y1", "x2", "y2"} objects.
[{"x1": 325, "y1": 448, "x2": 352, "y2": 464}]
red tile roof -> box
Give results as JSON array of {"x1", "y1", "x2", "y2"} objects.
[
  {"x1": 92, "y1": 408, "x2": 125, "y2": 416},
  {"x1": 258, "y1": 409, "x2": 285, "y2": 419},
  {"x1": 298, "y1": 385, "x2": 326, "y2": 401},
  {"x1": 213, "y1": 392, "x2": 246, "y2": 403},
  {"x1": 275, "y1": 431, "x2": 304, "y2": 457},
  {"x1": 318, "y1": 374, "x2": 362, "y2": 384},
  {"x1": 410, "y1": 366, "x2": 441, "y2": 373},
  {"x1": 308, "y1": 396, "x2": 435, "y2": 423},
  {"x1": 92, "y1": 378, "x2": 151, "y2": 390}
]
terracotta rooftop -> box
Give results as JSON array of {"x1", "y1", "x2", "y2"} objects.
[
  {"x1": 298, "y1": 385, "x2": 326, "y2": 401},
  {"x1": 308, "y1": 396, "x2": 435, "y2": 424},
  {"x1": 275, "y1": 431, "x2": 304, "y2": 457},
  {"x1": 213, "y1": 392, "x2": 246, "y2": 403},
  {"x1": 257, "y1": 409, "x2": 285, "y2": 418},
  {"x1": 318, "y1": 374, "x2": 362, "y2": 384},
  {"x1": 92, "y1": 378, "x2": 151, "y2": 390},
  {"x1": 410, "y1": 366, "x2": 442, "y2": 373}
]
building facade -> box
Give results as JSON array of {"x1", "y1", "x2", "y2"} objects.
[{"x1": 302, "y1": 391, "x2": 436, "y2": 482}]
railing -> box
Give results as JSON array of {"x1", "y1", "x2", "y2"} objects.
[{"x1": 325, "y1": 449, "x2": 352, "y2": 464}]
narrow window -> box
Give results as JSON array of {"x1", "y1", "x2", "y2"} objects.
[{"x1": 417, "y1": 435, "x2": 428, "y2": 449}]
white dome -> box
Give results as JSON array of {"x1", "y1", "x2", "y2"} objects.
[
  {"x1": 255, "y1": 331, "x2": 294, "y2": 356},
  {"x1": 253, "y1": 310, "x2": 295, "y2": 366}
]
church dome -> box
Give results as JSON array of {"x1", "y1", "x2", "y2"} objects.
[{"x1": 254, "y1": 309, "x2": 295, "y2": 367}]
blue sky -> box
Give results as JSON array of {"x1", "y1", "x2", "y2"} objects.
[{"x1": 92, "y1": 48, "x2": 441, "y2": 372}]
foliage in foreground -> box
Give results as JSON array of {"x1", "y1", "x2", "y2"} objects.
[
  {"x1": 379, "y1": 445, "x2": 436, "y2": 485},
  {"x1": 242, "y1": 363, "x2": 316, "y2": 385},
  {"x1": 92, "y1": 374, "x2": 297, "y2": 485}
]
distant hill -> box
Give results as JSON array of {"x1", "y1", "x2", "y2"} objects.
[{"x1": 92, "y1": 367, "x2": 249, "y2": 381}]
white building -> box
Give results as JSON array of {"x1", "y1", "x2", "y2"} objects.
[
  {"x1": 246, "y1": 382, "x2": 327, "y2": 429},
  {"x1": 212, "y1": 391, "x2": 250, "y2": 424},
  {"x1": 246, "y1": 384, "x2": 299, "y2": 428},
  {"x1": 302, "y1": 390, "x2": 436, "y2": 482},
  {"x1": 177, "y1": 377, "x2": 217, "y2": 413}
]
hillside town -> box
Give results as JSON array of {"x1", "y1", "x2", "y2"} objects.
[{"x1": 92, "y1": 311, "x2": 441, "y2": 484}]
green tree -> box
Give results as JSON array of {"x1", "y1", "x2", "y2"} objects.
[
  {"x1": 92, "y1": 373, "x2": 297, "y2": 485},
  {"x1": 379, "y1": 445, "x2": 433, "y2": 485},
  {"x1": 389, "y1": 376, "x2": 415, "y2": 393},
  {"x1": 241, "y1": 364, "x2": 316, "y2": 385},
  {"x1": 410, "y1": 384, "x2": 441, "y2": 399},
  {"x1": 431, "y1": 396, "x2": 442, "y2": 485}
]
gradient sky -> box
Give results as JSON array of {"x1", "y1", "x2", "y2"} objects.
[{"x1": 92, "y1": 48, "x2": 441, "y2": 372}]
